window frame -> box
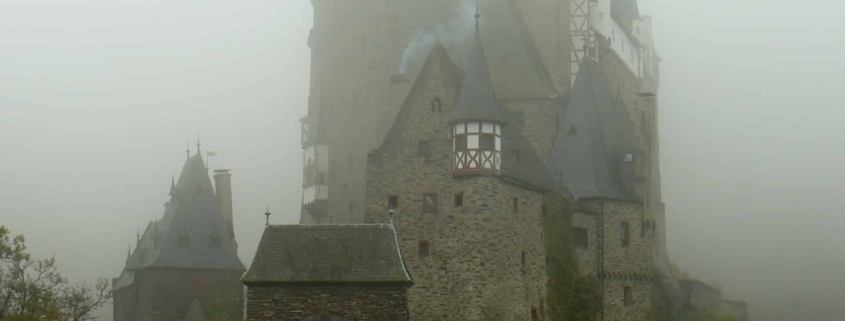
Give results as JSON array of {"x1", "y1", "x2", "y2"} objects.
[{"x1": 423, "y1": 194, "x2": 438, "y2": 214}]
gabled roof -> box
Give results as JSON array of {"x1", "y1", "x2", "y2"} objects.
[
  {"x1": 122, "y1": 153, "x2": 244, "y2": 272},
  {"x1": 450, "y1": 20, "x2": 504, "y2": 124},
  {"x1": 546, "y1": 59, "x2": 637, "y2": 201},
  {"x1": 241, "y1": 224, "x2": 412, "y2": 285}
]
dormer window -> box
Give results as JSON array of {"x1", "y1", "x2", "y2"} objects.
[{"x1": 178, "y1": 228, "x2": 190, "y2": 248}]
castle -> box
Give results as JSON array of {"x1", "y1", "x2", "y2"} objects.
[
  {"x1": 247, "y1": 0, "x2": 666, "y2": 320},
  {"x1": 113, "y1": 0, "x2": 750, "y2": 320},
  {"x1": 112, "y1": 148, "x2": 245, "y2": 321}
]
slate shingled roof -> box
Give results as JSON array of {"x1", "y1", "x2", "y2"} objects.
[
  {"x1": 241, "y1": 224, "x2": 412, "y2": 284},
  {"x1": 450, "y1": 19, "x2": 505, "y2": 124},
  {"x1": 546, "y1": 59, "x2": 637, "y2": 201},
  {"x1": 121, "y1": 152, "x2": 244, "y2": 274}
]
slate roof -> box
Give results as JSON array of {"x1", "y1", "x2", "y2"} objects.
[
  {"x1": 450, "y1": 20, "x2": 505, "y2": 124},
  {"x1": 241, "y1": 224, "x2": 412, "y2": 284},
  {"x1": 500, "y1": 111, "x2": 566, "y2": 194},
  {"x1": 611, "y1": 0, "x2": 641, "y2": 34},
  {"x1": 449, "y1": 0, "x2": 555, "y2": 99},
  {"x1": 121, "y1": 153, "x2": 244, "y2": 274},
  {"x1": 546, "y1": 59, "x2": 637, "y2": 201}
]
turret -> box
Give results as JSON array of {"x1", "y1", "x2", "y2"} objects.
[
  {"x1": 450, "y1": 14, "x2": 505, "y2": 176},
  {"x1": 300, "y1": 101, "x2": 329, "y2": 223}
]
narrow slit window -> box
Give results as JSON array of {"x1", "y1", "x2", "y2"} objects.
[
  {"x1": 624, "y1": 286, "x2": 633, "y2": 306},
  {"x1": 431, "y1": 97, "x2": 442, "y2": 112},
  {"x1": 454, "y1": 193, "x2": 463, "y2": 207},
  {"x1": 513, "y1": 197, "x2": 519, "y2": 215},
  {"x1": 621, "y1": 222, "x2": 630, "y2": 247},
  {"x1": 418, "y1": 241, "x2": 430, "y2": 259},
  {"x1": 388, "y1": 195, "x2": 398, "y2": 210}
]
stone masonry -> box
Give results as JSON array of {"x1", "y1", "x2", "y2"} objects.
[
  {"x1": 365, "y1": 45, "x2": 548, "y2": 321},
  {"x1": 245, "y1": 285, "x2": 409, "y2": 321}
]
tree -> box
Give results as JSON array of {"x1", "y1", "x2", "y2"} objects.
[
  {"x1": 0, "y1": 226, "x2": 112, "y2": 321},
  {"x1": 670, "y1": 262, "x2": 691, "y2": 280}
]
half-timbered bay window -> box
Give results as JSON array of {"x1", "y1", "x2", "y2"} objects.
[{"x1": 453, "y1": 122, "x2": 501, "y2": 173}]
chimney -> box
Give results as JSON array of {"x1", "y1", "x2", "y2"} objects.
[
  {"x1": 214, "y1": 169, "x2": 234, "y2": 240},
  {"x1": 375, "y1": 74, "x2": 412, "y2": 147}
]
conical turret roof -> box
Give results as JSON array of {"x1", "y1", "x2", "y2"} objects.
[{"x1": 450, "y1": 18, "x2": 505, "y2": 125}]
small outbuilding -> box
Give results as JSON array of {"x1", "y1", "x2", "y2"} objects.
[{"x1": 241, "y1": 224, "x2": 413, "y2": 321}]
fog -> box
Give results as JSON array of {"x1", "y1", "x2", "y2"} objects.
[{"x1": 0, "y1": 1, "x2": 843, "y2": 320}]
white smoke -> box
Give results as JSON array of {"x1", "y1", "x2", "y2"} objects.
[{"x1": 397, "y1": 0, "x2": 476, "y2": 74}]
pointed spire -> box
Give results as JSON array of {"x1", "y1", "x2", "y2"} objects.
[
  {"x1": 169, "y1": 174, "x2": 177, "y2": 196},
  {"x1": 126, "y1": 244, "x2": 131, "y2": 263},
  {"x1": 450, "y1": 8, "x2": 504, "y2": 125},
  {"x1": 196, "y1": 134, "x2": 201, "y2": 155},
  {"x1": 475, "y1": 1, "x2": 481, "y2": 28},
  {"x1": 186, "y1": 140, "x2": 191, "y2": 160},
  {"x1": 264, "y1": 206, "x2": 271, "y2": 227},
  {"x1": 136, "y1": 227, "x2": 140, "y2": 244}
]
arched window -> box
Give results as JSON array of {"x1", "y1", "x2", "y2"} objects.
[{"x1": 431, "y1": 97, "x2": 442, "y2": 112}]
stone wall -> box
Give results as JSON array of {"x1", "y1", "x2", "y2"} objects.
[
  {"x1": 245, "y1": 284, "x2": 409, "y2": 321},
  {"x1": 364, "y1": 48, "x2": 548, "y2": 321},
  {"x1": 680, "y1": 280, "x2": 722, "y2": 312},
  {"x1": 573, "y1": 199, "x2": 654, "y2": 321},
  {"x1": 501, "y1": 98, "x2": 565, "y2": 162}
]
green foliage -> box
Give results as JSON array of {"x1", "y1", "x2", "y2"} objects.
[
  {"x1": 707, "y1": 309, "x2": 739, "y2": 321},
  {"x1": 542, "y1": 193, "x2": 602, "y2": 321},
  {"x1": 651, "y1": 271, "x2": 679, "y2": 321},
  {"x1": 200, "y1": 285, "x2": 244, "y2": 321},
  {"x1": 0, "y1": 226, "x2": 111, "y2": 321}
]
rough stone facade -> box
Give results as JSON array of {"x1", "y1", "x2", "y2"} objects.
[
  {"x1": 501, "y1": 98, "x2": 565, "y2": 162},
  {"x1": 245, "y1": 285, "x2": 409, "y2": 321},
  {"x1": 364, "y1": 46, "x2": 548, "y2": 321},
  {"x1": 573, "y1": 199, "x2": 654, "y2": 321}
]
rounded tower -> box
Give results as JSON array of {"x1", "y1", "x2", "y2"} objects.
[{"x1": 450, "y1": 12, "x2": 505, "y2": 176}]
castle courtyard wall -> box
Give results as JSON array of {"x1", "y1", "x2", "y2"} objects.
[{"x1": 245, "y1": 284, "x2": 410, "y2": 321}]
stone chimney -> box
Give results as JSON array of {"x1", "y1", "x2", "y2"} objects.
[
  {"x1": 214, "y1": 169, "x2": 234, "y2": 240},
  {"x1": 375, "y1": 74, "x2": 411, "y2": 147}
]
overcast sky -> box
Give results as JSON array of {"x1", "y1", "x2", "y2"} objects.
[{"x1": 0, "y1": 1, "x2": 842, "y2": 320}]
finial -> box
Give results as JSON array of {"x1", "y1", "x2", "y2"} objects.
[
  {"x1": 137, "y1": 227, "x2": 140, "y2": 244},
  {"x1": 474, "y1": 1, "x2": 481, "y2": 28},
  {"x1": 264, "y1": 206, "x2": 271, "y2": 227},
  {"x1": 196, "y1": 134, "x2": 201, "y2": 155},
  {"x1": 186, "y1": 140, "x2": 190, "y2": 160}
]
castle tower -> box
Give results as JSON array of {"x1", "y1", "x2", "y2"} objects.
[
  {"x1": 112, "y1": 150, "x2": 245, "y2": 321},
  {"x1": 450, "y1": 17, "x2": 506, "y2": 175},
  {"x1": 300, "y1": 101, "x2": 330, "y2": 224}
]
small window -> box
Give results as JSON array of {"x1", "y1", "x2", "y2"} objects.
[
  {"x1": 439, "y1": 267, "x2": 448, "y2": 276},
  {"x1": 621, "y1": 222, "x2": 630, "y2": 247},
  {"x1": 418, "y1": 241, "x2": 430, "y2": 258},
  {"x1": 531, "y1": 308, "x2": 539, "y2": 321},
  {"x1": 624, "y1": 286, "x2": 633, "y2": 306},
  {"x1": 520, "y1": 252, "x2": 526, "y2": 275},
  {"x1": 418, "y1": 141, "x2": 430, "y2": 159},
  {"x1": 388, "y1": 195, "x2": 398, "y2": 209},
  {"x1": 575, "y1": 228, "x2": 589, "y2": 249},
  {"x1": 178, "y1": 228, "x2": 189, "y2": 248},
  {"x1": 454, "y1": 193, "x2": 463, "y2": 207},
  {"x1": 480, "y1": 135, "x2": 495, "y2": 151},
  {"x1": 423, "y1": 194, "x2": 438, "y2": 213},
  {"x1": 513, "y1": 197, "x2": 519, "y2": 214},
  {"x1": 431, "y1": 97, "x2": 442, "y2": 112},
  {"x1": 625, "y1": 153, "x2": 634, "y2": 163},
  {"x1": 455, "y1": 135, "x2": 468, "y2": 151}
]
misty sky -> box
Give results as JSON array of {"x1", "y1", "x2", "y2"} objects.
[{"x1": 0, "y1": 1, "x2": 843, "y2": 320}]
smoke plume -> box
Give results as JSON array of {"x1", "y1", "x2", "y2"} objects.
[{"x1": 397, "y1": 0, "x2": 476, "y2": 74}]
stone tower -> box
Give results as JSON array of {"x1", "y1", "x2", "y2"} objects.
[{"x1": 112, "y1": 151, "x2": 245, "y2": 321}]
